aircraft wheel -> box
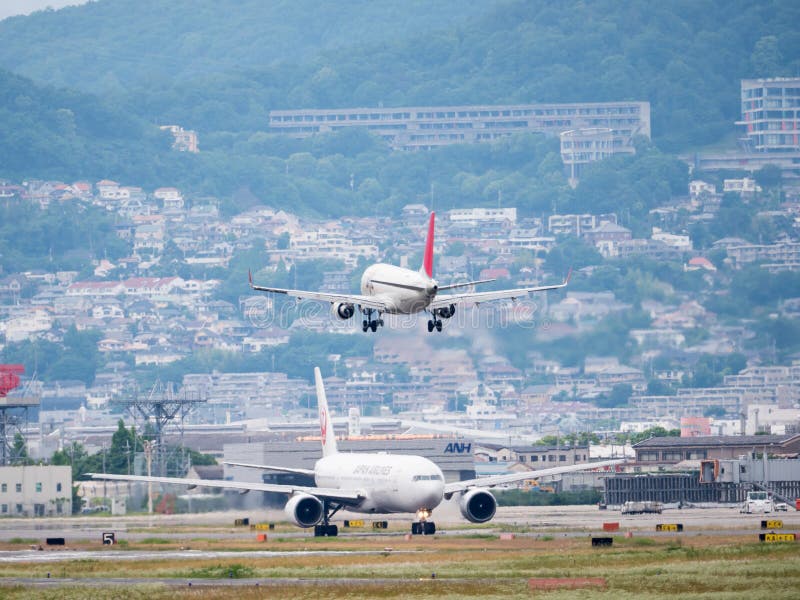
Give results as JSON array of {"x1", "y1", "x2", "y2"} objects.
[
  {"x1": 370, "y1": 320, "x2": 378, "y2": 332},
  {"x1": 435, "y1": 319, "x2": 442, "y2": 332},
  {"x1": 423, "y1": 522, "x2": 436, "y2": 535},
  {"x1": 427, "y1": 320, "x2": 434, "y2": 332},
  {"x1": 411, "y1": 522, "x2": 422, "y2": 535},
  {"x1": 362, "y1": 320, "x2": 369, "y2": 332},
  {"x1": 378, "y1": 318, "x2": 384, "y2": 326},
  {"x1": 314, "y1": 524, "x2": 339, "y2": 537}
]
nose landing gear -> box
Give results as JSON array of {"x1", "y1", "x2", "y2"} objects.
[
  {"x1": 411, "y1": 521, "x2": 436, "y2": 535},
  {"x1": 412, "y1": 508, "x2": 436, "y2": 535}
]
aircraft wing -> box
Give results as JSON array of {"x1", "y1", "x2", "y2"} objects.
[
  {"x1": 442, "y1": 458, "x2": 624, "y2": 496},
  {"x1": 224, "y1": 461, "x2": 316, "y2": 477},
  {"x1": 437, "y1": 278, "x2": 496, "y2": 292},
  {"x1": 249, "y1": 272, "x2": 388, "y2": 311},
  {"x1": 429, "y1": 271, "x2": 571, "y2": 310},
  {"x1": 88, "y1": 473, "x2": 363, "y2": 505}
]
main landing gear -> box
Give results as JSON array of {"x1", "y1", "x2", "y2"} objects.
[
  {"x1": 427, "y1": 318, "x2": 442, "y2": 333},
  {"x1": 313, "y1": 499, "x2": 342, "y2": 537},
  {"x1": 427, "y1": 304, "x2": 455, "y2": 333},
  {"x1": 411, "y1": 508, "x2": 436, "y2": 535},
  {"x1": 361, "y1": 308, "x2": 384, "y2": 333}
]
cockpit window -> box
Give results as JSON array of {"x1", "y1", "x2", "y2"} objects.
[{"x1": 413, "y1": 474, "x2": 443, "y2": 481}]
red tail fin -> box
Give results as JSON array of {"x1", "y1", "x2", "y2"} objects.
[{"x1": 422, "y1": 211, "x2": 435, "y2": 278}]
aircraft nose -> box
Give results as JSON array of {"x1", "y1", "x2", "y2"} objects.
[{"x1": 418, "y1": 480, "x2": 444, "y2": 508}]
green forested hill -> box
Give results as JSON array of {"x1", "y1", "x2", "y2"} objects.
[
  {"x1": 0, "y1": 68, "x2": 170, "y2": 179},
  {"x1": 2, "y1": 0, "x2": 798, "y2": 151},
  {"x1": 0, "y1": 0, "x2": 488, "y2": 93},
  {"x1": 0, "y1": 0, "x2": 797, "y2": 218}
]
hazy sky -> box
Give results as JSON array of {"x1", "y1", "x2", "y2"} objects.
[{"x1": 0, "y1": 1, "x2": 90, "y2": 21}]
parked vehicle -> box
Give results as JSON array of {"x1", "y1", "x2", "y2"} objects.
[
  {"x1": 621, "y1": 500, "x2": 663, "y2": 515},
  {"x1": 739, "y1": 491, "x2": 773, "y2": 514}
]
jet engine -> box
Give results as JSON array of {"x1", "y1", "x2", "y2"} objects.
[
  {"x1": 434, "y1": 304, "x2": 456, "y2": 319},
  {"x1": 458, "y1": 488, "x2": 497, "y2": 523},
  {"x1": 285, "y1": 493, "x2": 324, "y2": 527},
  {"x1": 332, "y1": 302, "x2": 355, "y2": 319}
]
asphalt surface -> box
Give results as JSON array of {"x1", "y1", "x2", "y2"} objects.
[
  {"x1": 0, "y1": 504, "x2": 796, "y2": 549},
  {"x1": 1, "y1": 505, "x2": 797, "y2": 590}
]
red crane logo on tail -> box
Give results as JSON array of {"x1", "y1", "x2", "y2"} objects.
[
  {"x1": 422, "y1": 211, "x2": 435, "y2": 278},
  {"x1": 320, "y1": 407, "x2": 328, "y2": 445}
]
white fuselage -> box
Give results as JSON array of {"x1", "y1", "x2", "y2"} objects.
[
  {"x1": 360, "y1": 264, "x2": 438, "y2": 315},
  {"x1": 314, "y1": 452, "x2": 445, "y2": 514}
]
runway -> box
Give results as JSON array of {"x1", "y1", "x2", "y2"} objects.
[
  {"x1": 0, "y1": 507, "x2": 797, "y2": 598},
  {"x1": 0, "y1": 504, "x2": 796, "y2": 555}
]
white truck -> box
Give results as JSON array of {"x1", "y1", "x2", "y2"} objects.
[
  {"x1": 740, "y1": 491, "x2": 774, "y2": 514},
  {"x1": 621, "y1": 500, "x2": 663, "y2": 515}
]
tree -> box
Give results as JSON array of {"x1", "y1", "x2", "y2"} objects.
[
  {"x1": 646, "y1": 379, "x2": 674, "y2": 396},
  {"x1": 277, "y1": 231, "x2": 290, "y2": 250},
  {"x1": 595, "y1": 384, "x2": 633, "y2": 408},
  {"x1": 12, "y1": 433, "x2": 31, "y2": 464},
  {"x1": 544, "y1": 238, "x2": 603, "y2": 274},
  {"x1": 626, "y1": 426, "x2": 680, "y2": 445},
  {"x1": 750, "y1": 35, "x2": 782, "y2": 76},
  {"x1": 108, "y1": 419, "x2": 138, "y2": 474},
  {"x1": 704, "y1": 406, "x2": 726, "y2": 419},
  {"x1": 754, "y1": 164, "x2": 782, "y2": 190}
]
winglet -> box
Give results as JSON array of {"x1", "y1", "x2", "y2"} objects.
[
  {"x1": 314, "y1": 367, "x2": 338, "y2": 457},
  {"x1": 565, "y1": 267, "x2": 573, "y2": 285},
  {"x1": 248, "y1": 269, "x2": 253, "y2": 288},
  {"x1": 421, "y1": 211, "x2": 435, "y2": 278}
]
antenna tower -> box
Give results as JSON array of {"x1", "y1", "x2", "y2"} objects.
[
  {"x1": 0, "y1": 365, "x2": 39, "y2": 465},
  {"x1": 115, "y1": 380, "x2": 206, "y2": 476}
]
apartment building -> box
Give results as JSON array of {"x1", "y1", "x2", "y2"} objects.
[
  {"x1": 269, "y1": 101, "x2": 650, "y2": 151},
  {"x1": 560, "y1": 127, "x2": 631, "y2": 181},
  {"x1": 738, "y1": 77, "x2": 800, "y2": 153},
  {"x1": 726, "y1": 241, "x2": 800, "y2": 270}
]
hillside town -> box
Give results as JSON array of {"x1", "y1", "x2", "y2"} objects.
[{"x1": 2, "y1": 164, "x2": 800, "y2": 467}]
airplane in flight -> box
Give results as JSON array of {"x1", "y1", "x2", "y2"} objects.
[
  {"x1": 92, "y1": 368, "x2": 624, "y2": 536},
  {"x1": 249, "y1": 211, "x2": 570, "y2": 332}
]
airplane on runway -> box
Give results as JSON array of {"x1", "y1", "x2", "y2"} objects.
[
  {"x1": 92, "y1": 368, "x2": 622, "y2": 536},
  {"x1": 248, "y1": 212, "x2": 570, "y2": 332}
]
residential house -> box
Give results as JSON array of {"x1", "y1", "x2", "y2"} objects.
[
  {"x1": 154, "y1": 187, "x2": 184, "y2": 210},
  {"x1": 548, "y1": 213, "x2": 617, "y2": 237}
]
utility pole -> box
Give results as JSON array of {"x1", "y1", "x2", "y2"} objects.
[{"x1": 144, "y1": 440, "x2": 153, "y2": 515}]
